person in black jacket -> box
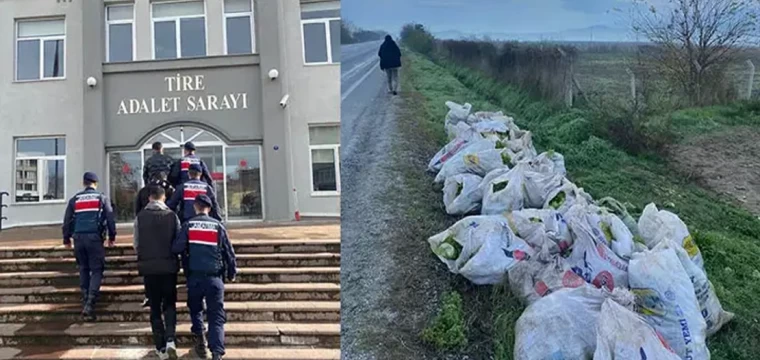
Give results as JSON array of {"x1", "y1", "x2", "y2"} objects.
[
  {"x1": 134, "y1": 185, "x2": 181, "y2": 360},
  {"x1": 378, "y1": 35, "x2": 402, "y2": 95},
  {"x1": 143, "y1": 142, "x2": 174, "y2": 186},
  {"x1": 135, "y1": 172, "x2": 175, "y2": 217}
]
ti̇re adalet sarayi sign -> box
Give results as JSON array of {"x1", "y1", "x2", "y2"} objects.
[{"x1": 116, "y1": 74, "x2": 249, "y2": 115}]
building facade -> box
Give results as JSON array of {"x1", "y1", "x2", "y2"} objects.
[{"x1": 0, "y1": 0, "x2": 341, "y2": 227}]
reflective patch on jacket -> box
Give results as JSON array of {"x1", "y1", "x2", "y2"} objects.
[
  {"x1": 74, "y1": 192, "x2": 103, "y2": 234},
  {"x1": 187, "y1": 220, "x2": 223, "y2": 275}
]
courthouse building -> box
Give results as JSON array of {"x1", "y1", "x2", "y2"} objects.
[{"x1": 0, "y1": 0, "x2": 341, "y2": 227}]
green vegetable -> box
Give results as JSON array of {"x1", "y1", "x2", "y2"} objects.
[
  {"x1": 495, "y1": 141, "x2": 505, "y2": 149},
  {"x1": 501, "y1": 152, "x2": 512, "y2": 165},
  {"x1": 455, "y1": 182, "x2": 464, "y2": 196},
  {"x1": 493, "y1": 180, "x2": 509, "y2": 192},
  {"x1": 436, "y1": 235, "x2": 462, "y2": 260},
  {"x1": 601, "y1": 222, "x2": 614, "y2": 243},
  {"x1": 549, "y1": 191, "x2": 567, "y2": 209},
  {"x1": 529, "y1": 217, "x2": 543, "y2": 223},
  {"x1": 633, "y1": 234, "x2": 646, "y2": 245}
]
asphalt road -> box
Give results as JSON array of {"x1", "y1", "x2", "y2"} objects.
[{"x1": 340, "y1": 40, "x2": 385, "y2": 158}]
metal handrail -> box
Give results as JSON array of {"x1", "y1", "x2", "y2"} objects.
[{"x1": 0, "y1": 192, "x2": 8, "y2": 232}]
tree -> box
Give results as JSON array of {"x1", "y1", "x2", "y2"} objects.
[
  {"x1": 400, "y1": 23, "x2": 436, "y2": 56},
  {"x1": 632, "y1": 0, "x2": 758, "y2": 105}
]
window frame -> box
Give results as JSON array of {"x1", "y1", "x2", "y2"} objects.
[
  {"x1": 223, "y1": 0, "x2": 256, "y2": 55},
  {"x1": 14, "y1": 18, "x2": 66, "y2": 82},
  {"x1": 300, "y1": 17, "x2": 340, "y2": 66},
  {"x1": 13, "y1": 137, "x2": 67, "y2": 205},
  {"x1": 150, "y1": 0, "x2": 209, "y2": 60},
  {"x1": 105, "y1": 4, "x2": 136, "y2": 63},
  {"x1": 307, "y1": 125, "x2": 341, "y2": 196}
]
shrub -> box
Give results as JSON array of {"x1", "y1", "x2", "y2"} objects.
[
  {"x1": 400, "y1": 23, "x2": 436, "y2": 57},
  {"x1": 421, "y1": 290, "x2": 467, "y2": 351}
]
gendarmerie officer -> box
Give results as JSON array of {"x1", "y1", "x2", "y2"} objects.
[
  {"x1": 167, "y1": 163, "x2": 222, "y2": 224},
  {"x1": 172, "y1": 194, "x2": 236, "y2": 360},
  {"x1": 169, "y1": 142, "x2": 213, "y2": 188},
  {"x1": 62, "y1": 172, "x2": 116, "y2": 322}
]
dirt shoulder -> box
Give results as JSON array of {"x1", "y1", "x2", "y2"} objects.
[{"x1": 668, "y1": 125, "x2": 760, "y2": 215}]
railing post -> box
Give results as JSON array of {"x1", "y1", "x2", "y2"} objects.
[{"x1": 0, "y1": 192, "x2": 8, "y2": 232}]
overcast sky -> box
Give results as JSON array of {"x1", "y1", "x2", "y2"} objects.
[{"x1": 342, "y1": 0, "x2": 659, "y2": 36}]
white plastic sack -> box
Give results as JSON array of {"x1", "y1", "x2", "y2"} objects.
[
  {"x1": 655, "y1": 239, "x2": 734, "y2": 337},
  {"x1": 482, "y1": 163, "x2": 529, "y2": 215},
  {"x1": 638, "y1": 203, "x2": 704, "y2": 269},
  {"x1": 508, "y1": 255, "x2": 586, "y2": 305},
  {"x1": 565, "y1": 204, "x2": 629, "y2": 291},
  {"x1": 597, "y1": 197, "x2": 640, "y2": 236},
  {"x1": 434, "y1": 140, "x2": 504, "y2": 183},
  {"x1": 530, "y1": 151, "x2": 567, "y2": 176},
  {"x1": 593, "y1": 211, "x2": 635, "y2": 260},
  {"x1": 428, "y1": 216, "x2": 534, "y2": 285},
  {"x1": 505, "y1": 209, "x2": 572, "y2": 254},
  {"x1": 443, "y1": 174, "x2": 483, "y2": 215},
  {"x1": 544, "y1": 179, "x2": 586, "y2": 215},
  {"x1": 466, "y1": 110, "x2": 510, "y2": 126},
  {"x1": 629, "y1": 246, "x2": 709, "y2": 360},
  {"x1": 523, "y1": 171, "x2": 564, "y2": 209},
  {"x1": 479, "y1": 167, "x2": 512, "y2": 195},
  {"x1": 594, "y1": 299, "x2": 681, "y2": 360},
  {"x1": 472, "y1": 120, "x2": 509, "y2": 138},
  {"x1": 514, "y1": 286, "x2": 635, "y2": 360},
  {"x1": 428, "y1": 124, "x2": 481, "y2": 173},
  {"x1": 444, "y1": 101, "x2": 472, "y2": 127}
]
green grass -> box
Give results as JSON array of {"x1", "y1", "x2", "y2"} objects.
[
  {"x1": 421, "y1": 291, "x2": 468, "y2": 350},
  {"x1": 404, "y1": 50, "x2": 760, "y2": 359}
]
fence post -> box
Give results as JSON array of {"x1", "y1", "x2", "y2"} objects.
[
  {"x1": 625, "y1": 68, "x2": 636, "y2": 100},
  {"x1": 0, "y1": 192, "x2": 8, "y2": 232},
  {"x1": 557, "y1": 48, "x2": 573, "y2": 107},
  {"x1": 746, "y1": 60, "x2": 755, "y2": 100}
]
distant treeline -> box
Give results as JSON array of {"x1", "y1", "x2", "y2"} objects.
[{"x1": 341, "y1": 21, "x2": 386, "y2": 45}]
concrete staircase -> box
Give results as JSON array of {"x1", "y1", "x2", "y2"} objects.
[{"x1": 0, "y1": 235, "x2": 341, "y2": 359}]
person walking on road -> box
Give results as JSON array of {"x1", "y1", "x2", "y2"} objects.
[
  {"x1": 167, "y1": 163, "x2": 222, "y2": 224},
  {"x1": 62, "y1": 172, "x2": 116, "y2": 322},
  {"x1": 378, "y1": 35, "x2": 402, "y2": 95},
  {"x1": 169, "y1": 142, "x2": 213, "y2": 188},
  {"x1": 134, "y1": 185, "x2": 181, "y2": 360},
  {"x1": 143, "y1": 142, "x2": 174, "y2": 186},
  {"x1": 173, "y1": 194, "x2": 237, "y2": 360}
]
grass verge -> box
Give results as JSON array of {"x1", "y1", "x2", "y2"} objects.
[{"x1": 403, "y1": 50, "x2": 760, "y2": 360}]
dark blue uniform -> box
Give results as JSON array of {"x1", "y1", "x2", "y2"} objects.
[
  {"x1": 167, "y1": 179, "x2": 222, "y2": 223},
  {"x1": 62, "y1": 187, "x2": 116, "y2": 308},
  {"x1": 169, "y1": 154, "x2": 213, "y2": 188},
  {"x1": 172, "y1": 214, "x2": 236, "y2": 356}
]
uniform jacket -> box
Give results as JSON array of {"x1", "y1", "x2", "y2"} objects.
[
  {"x1": 134, "y1": 201, "x2": 181, "y2": 275},
  {"x1": 169, "y1": 154, "x2": 213, "y2": 188},
  {"x1": 143, "y1": 153, "x2": 174, "y2": 185},
  {"x1": 172, "y1": 214, "x2": 236, "y2": 279},
  {"x1": 134, "y1": 180, "x2": 175, "y2": 217},
  {"x1": 378, "y1": 38, "x2": 402, "y2": 70},
  {"x1": 62, "y1": 187, "x2": 116, "y2": 245},
  {"x1": 166, "y1": 179, "x2": 222, "y2": 223}
]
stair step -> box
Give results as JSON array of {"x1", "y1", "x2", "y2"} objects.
[
  {"x1": 0, "y1": 322, "x2": 340, "y2": 347},
  {"x1": 0, "y1": 346, "x2": 340, "y2": 360},
  {"x1": 0, "y1": 301, "x2": 340, "y2": 323},
  {"x1": 0, "y1": 239, "x2": 341, "y2": 259},
  {"x1": 0, "y1": 268, "x2": 341, "y2": 287},
  {"x1": 0, "y1": 253, "x2": 341, "y2": 271},
  {"x1": 0, "y1": 283, "x2": 340, "y2": 303}
]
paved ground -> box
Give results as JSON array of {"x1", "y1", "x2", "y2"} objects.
[{"x1": 339, "y1": 40, "x2": 401, "y2": 360}]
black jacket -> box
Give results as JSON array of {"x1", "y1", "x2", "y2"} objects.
[
  {"x1": 143, "y1": 153, "x2": 174, "y2": 185},
  {"x1": 134, "y1": 201, "x2": 180, "y2": 276},
  {"x1": 134, "y1": 180, "x2": 175, "y2": 217},
  {"x1": 378, "y1": 38, "x2": 402, "y2": 70}
]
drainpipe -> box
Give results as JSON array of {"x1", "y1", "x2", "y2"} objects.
[{"x1": 0, "y1": 192, "x2": 8, "y2": 232}]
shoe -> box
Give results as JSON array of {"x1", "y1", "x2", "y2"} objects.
[
  {"x1": 166, "y1": 341, "x2": 178, "y2": 360},
  {"x1": 211, "y1": 353, "x2": 223, "y2": 360},
  {"x1": 156, "y1": 349, "x2": 169, "y2": 360},
  {"x1": 81, "y1": 304, "x2": 96, "y2": 322},
  {"x1": 142, "y1": 298, "x2": 151, "y2": 307},
  {"x1": 194, "y1": 333, "x2": 208, "y2": 359}
]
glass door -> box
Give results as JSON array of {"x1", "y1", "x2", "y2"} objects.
[
  {"x1": 108, "y1": 151, "x2": 143, "y2": 222},
  {"x1": 195, "y1": 145, "x2": 226, "y2": 218},
  {"x1": 225, "y1": 145, "x2": 263, "y2": 220}
]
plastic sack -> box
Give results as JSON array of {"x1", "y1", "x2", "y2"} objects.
[
  {"x1": 594, "y1": 299, "x2": 681, "y2": 360},
  {"x1": 565, "y1": 204, "x2": 629, "y2": 291},
  {"x1": 472, "y1": 120, "x2": 509, "y2": 138},
  {"x1": 628, "y1": 246, "x2": 709, "y2": 360},
  {"x1": 523, "y1": 171, "x2": 564, "y2": 209},
  {"x1": 597, "y1": 197, "x2": 639, "y2": 236},
  {"x1": 543, "y1": 179, "x2": 586, "y2": 214},
  {"x1": 466, "y1": 110, "x2": 511, "y2": 126},
  {"x1": 638, "y1": 203, "x2": 704, "y2": 269},
  {"x1": 530, "y1": 151, "x2": 567, "y2": 176},
  {"x1": 428, "y1": 215, "x2": 534, "y2": 285},
  {"x1": 428, "y1": 124, "x2": 481, "y2": 173},
  {"x1": 655, "y1": 239, "x2": 734, "y2": 337},
  {"x1": 514, "y1": 286, "x2": 635, "y2": 360},
  {"x1": 508, "y1": 255, "x2": 586, "y2": 305},
  {"x1": 434, "y1": 140, "x2": 503, "y2": 183},
  {"x1": 442, "y1": 174, "x2": 483, "y2": 215},
  {"x1": 444, "y1": 101, "x2": 472, "y2": 128},
  {"x1": 504, "y1": 209, "x2": 572, "y2": 254},
  {"x1": 481, "y1": 163, "x2": 529, "y2": 215},
  {"x1": 592, "y1": 211, "x2": 635, "y2": 260}
]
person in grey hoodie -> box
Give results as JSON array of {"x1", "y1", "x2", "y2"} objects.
[{"x1": 134, "y1": 185, "x2": 181, "y2": 360}]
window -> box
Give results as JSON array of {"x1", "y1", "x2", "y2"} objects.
[
  {"x1": 15, "y1": 19, "x2": 65, "y2": 81},
  {"x1": 301, "y1": 17, "x2": 340, "y2": 65},
  {"x1": 106, "y1": 4, "x2": 134, "y2": 62},
  {"x1": 308, "y1": 126, "x2": 340, "y2": 194},
  {"x1": 152, "y1": 1, "x2": 206, "y2": 59},
  {"x1": 15, "y1": 138, "x2": 66, "y2": 203},
  {"x1": 224, "y1": 0, "x2": 254, "y2": 54}
]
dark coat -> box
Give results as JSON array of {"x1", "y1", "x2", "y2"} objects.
[
  {"x1": 134, "y1": 180, "x2": 175, "y2": 217},
  {"x1": 135, "y1": 202, "x2": 180, "y2": 276},
  {"x1": 143, "y1": 153, "x2": 174, "y2": 185},
  {"x1": 378, "y1": 38, "x2": 402, "y2": 70}
]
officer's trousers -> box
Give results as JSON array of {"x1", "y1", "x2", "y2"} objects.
[
  {"x1": 73, "y1": 234, "x2": 106, "y2": 306},
  {"x1": 187, "y1": 275, "x2": 226, "y2": 355}
]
